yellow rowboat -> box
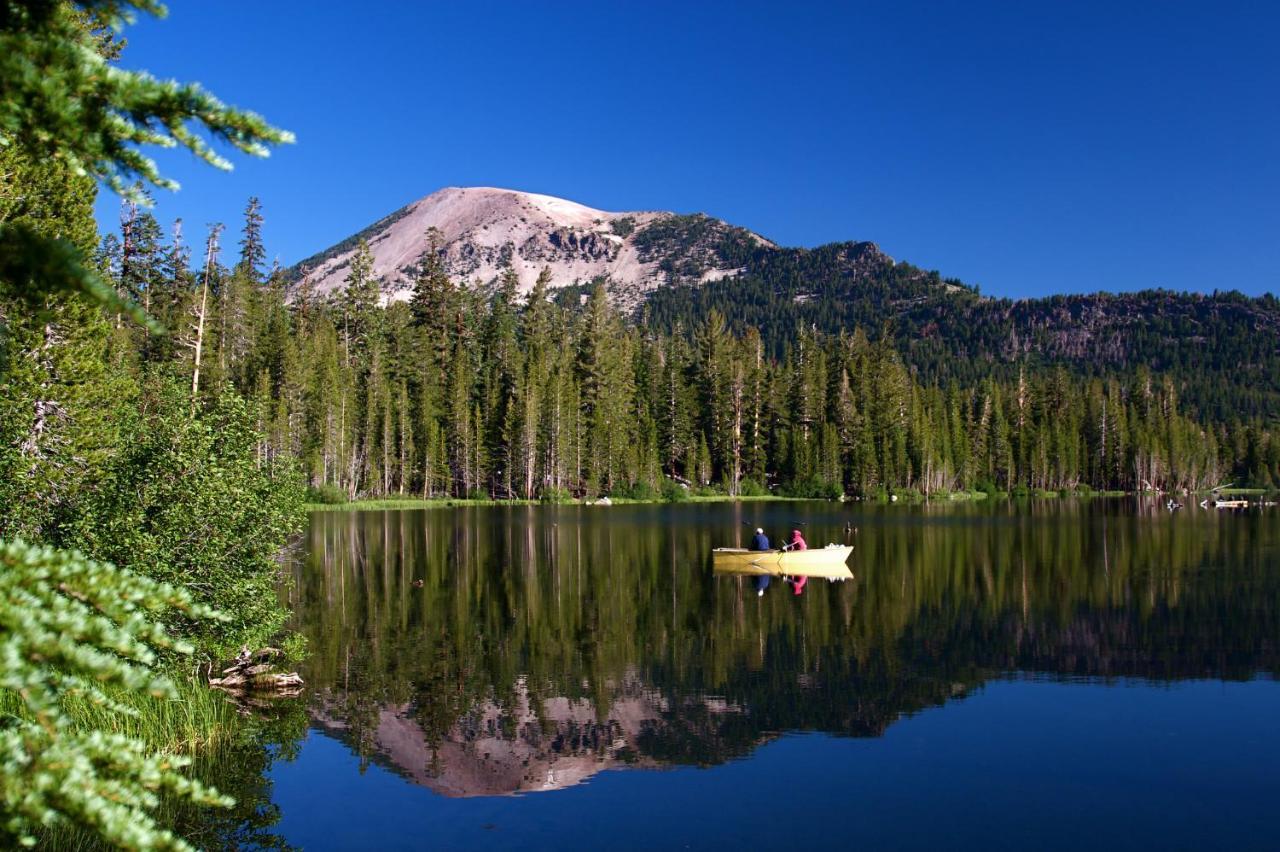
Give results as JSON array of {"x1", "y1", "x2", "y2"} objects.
[{"x1": 712, "y1": 545, "x2": 853, "y2": 579}]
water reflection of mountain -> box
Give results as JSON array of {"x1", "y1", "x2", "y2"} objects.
[
  {"x1": 309, "y1": 676, "x2": 679, "y2": 796},
  {"x1": 291, "y1": 503, "x2": 1279, "y2": 795}
]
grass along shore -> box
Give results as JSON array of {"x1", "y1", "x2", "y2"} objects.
[
  {"x1": 304, "y1": 487, "x2": 1255, "y2": 512},
  {"x1": 0, "y1": 679, "x2": 240, "y2": 754},
  {"x1": 304, "y1": 493, "x2": 808, "y2": 511}
]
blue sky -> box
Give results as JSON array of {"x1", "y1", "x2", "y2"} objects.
[{"x1": 96, "y1": 1, "x2": 1279, "y2": 299}]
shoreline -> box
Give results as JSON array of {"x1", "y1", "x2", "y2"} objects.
[
  {"x1": 304, "y1": 494, "x2": 807, "y2": 511},
  {"x1": 303, "y1": 488, "x2": 1273, "y2": 512}
]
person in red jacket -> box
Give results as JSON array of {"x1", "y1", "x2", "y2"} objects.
[{"x1": 783, "y1": 529, "x2": 808, "y2": 595}]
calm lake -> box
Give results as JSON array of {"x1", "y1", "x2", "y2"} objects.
[{"x1": 197, "y1": 500, "x2": 1280, "y2": 850}]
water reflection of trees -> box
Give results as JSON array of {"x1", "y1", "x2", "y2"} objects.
[
  {"x1": 168, "y1": 705, "x2": 308, "y2": 850},
  {"x1": 291, "y1": 503, "x2": 1279, "y2": 793}
]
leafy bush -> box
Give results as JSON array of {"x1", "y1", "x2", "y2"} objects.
[
  {"x1": 783, "y1": 477, "x2": 842, "y2": 500},
  {"x1": 539, "y1": 486, "x2": 574, "y2": 504},
  {"x1": 66, "y1": 379, "x2": 304, "y2": 665},
  {"x1": 737, "y1": 478, "x2": 768, "y2": 496},
  {"x1": 661, "y1": 480, "x2": 690, "y2": 502},
  {"x1": 280, "y1": 632, "x2": 310, "y2": 664},
  {"x1": 305, "y1": 483, "x2": 348, "y2": 504},
  {"x1": 614, "y1": 481, "x2": 659, "y2": 500}
]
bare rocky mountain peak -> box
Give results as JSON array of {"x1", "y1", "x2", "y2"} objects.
[{"x1": 289, "y1": 186, "x2": 775, "y2": 303}]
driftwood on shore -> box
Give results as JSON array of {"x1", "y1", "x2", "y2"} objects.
[{"x1": 209, "y1": 647, "x2": 304, "y2": 699}]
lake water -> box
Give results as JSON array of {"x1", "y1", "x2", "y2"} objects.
[{"x1": 202, "y1": 500, "x2": 1280, "y2": 850}]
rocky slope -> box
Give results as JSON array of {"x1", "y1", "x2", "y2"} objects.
[{"x1": 288, "y1": 186, "x2": 774, "y2": 303}]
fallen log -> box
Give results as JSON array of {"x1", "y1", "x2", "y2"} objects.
[{"x1": 209, "y1": 646, "x2": 304, "y2": 695}]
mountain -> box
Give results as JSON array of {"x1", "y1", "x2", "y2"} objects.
[
  {"x1": 288, "y1": 186, "x2": 775, "y2": 303},
  {"x1": 290, "y1": 186, "x2": 1280, "y2": 420}
]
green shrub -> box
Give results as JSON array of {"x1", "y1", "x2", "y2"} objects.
[
  {"x1": 280, "y1": 632, "x2": 310, "y2": 663},
  {"x1": 783, "y1": 477, "x2": 842, "y2": 500},
  {"x1": 662, "y1": 480, "x2": 690, "y2": 502},
  {"x1": 539, "y1": 486, "x2": 574, "y2": 504},
  {"x1": 305, "y1": 483, "x2": 348, "y2": 504},
  {"x1": 737, "y1": 478, "x2": 768, "y2": 496},
  {"x1": 66, "y1": 379, "x2": 305, "y2": 666},
  {"x1": 614, "y1": 481, "x2": 659, "y2": 500}
]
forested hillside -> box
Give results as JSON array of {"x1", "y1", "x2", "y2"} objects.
[
  {"x1": 642, "y1": 239, "x2": 1280, "y2": 422},
  {"x1": 96, "y1": 204, "x2": 1280, "y2": 499}
]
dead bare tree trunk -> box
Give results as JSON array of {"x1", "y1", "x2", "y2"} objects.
[{"x1": 187, "y1": 225, "x2": 222, "y2": 412}]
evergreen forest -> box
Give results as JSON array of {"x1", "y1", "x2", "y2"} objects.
[{"x1": 94, "y1": 202, "x2": 1280, "y2": 503}]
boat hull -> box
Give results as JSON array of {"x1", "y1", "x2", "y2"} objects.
[{"x1": 712, "y1": 545, "x2": 853, "y2": 579}]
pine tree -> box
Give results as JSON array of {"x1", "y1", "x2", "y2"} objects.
[
  {"x1": 446, "y1": 335, "x2": 474, "y2": 496},
  {"x1": 576, "y1": 284, "x2": 634, "y2": 495},
  {"x1": 117, "y1": 193, "x2": 164, "y2": 347},
  {"x1": 0, "y1": 136, "x2": 136, "y2": 539},
  {"x1": 0, "y1": 541, "x2": 231, "y2": 850},
  {"x1": 518, "y1": 268, "x2": 554, "y2": 497},
  {"x1": 658, "y1": 331, "x2": 696, "y2": 480},
  {"x1": 150, "y1": 217, "x2": 193, "y2": 364},
  {"x1": 342, "y1": 239, "x2": 380, "y2": 360},
  {"x1": 480, "y1": 268, "x2": 523, "y2": 496},
  {"x1": 236, "y1": 196, "x2": 266, "y2": 282}
]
